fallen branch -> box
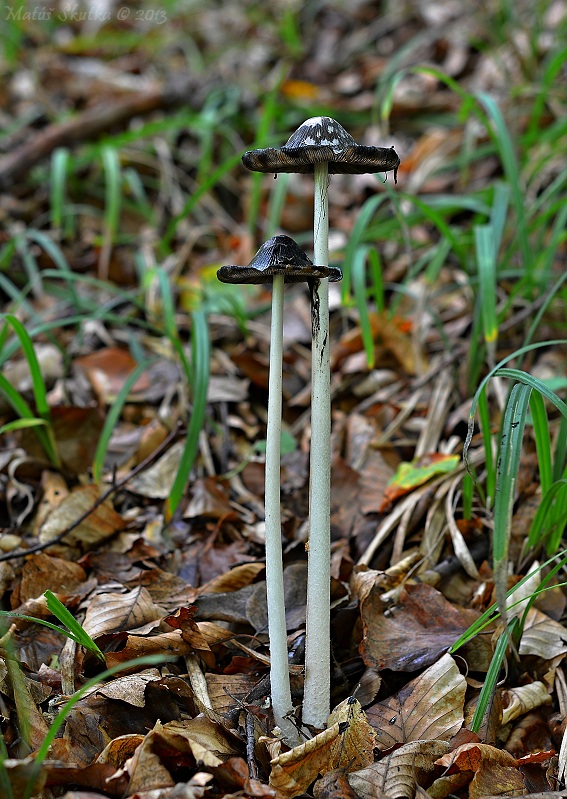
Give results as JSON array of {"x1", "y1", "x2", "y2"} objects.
[{"x1": 0, "y1": 75, "x2": 206, "y2": 191}]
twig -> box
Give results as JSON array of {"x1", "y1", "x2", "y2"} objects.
[
  {"x1": 0, "y1": 75, "x2": 206, "y2": 191},
  {"x1": 0, "y1": 422, "x2": 182, "y2": 562}
]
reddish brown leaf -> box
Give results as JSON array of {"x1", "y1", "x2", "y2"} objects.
[{"x1": 360, "y1": 582, "x2": 478, "y2": 671}]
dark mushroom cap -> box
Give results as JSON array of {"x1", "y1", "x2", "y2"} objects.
[
  {"x1": 242, "y1": 116, "x2": 400, "y2": 179},
  {"x1": 217, "y1": 234, "x2": 342, "y2": 285}
]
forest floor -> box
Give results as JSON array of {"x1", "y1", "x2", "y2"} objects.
[{"x1": 1, "y1": 1, "x2": 567, "y2": 798}]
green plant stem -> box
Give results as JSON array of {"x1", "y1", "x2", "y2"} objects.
[
  {"x1": 264, "y1": 274, "x2": 297, "y2": 745},
  {"x1": 303, "y1": 161, "x2": 331, "y2": 729}
]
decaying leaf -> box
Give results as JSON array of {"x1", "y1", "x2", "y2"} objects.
[
  {"x1": 519, "y1": 607, "x2": 567, "y2": 659},
  {"x1": 314, "y1": 768, "x2": 362, "y2": 799},
  {"x1": 83, "y1": 586, "x2": 166, "y2": 638},
  {"x1": 126, "y1": 440, "x2": 185, "y2": 499},
  {"x1": 469, "y1": 762, "x2": 526, "y2": 799},
  {"x1": 125, "y1": 717, "x2": 241, "y2": 794},
  {"x1": 37, "y1": 484, "x2": 125, "y2": 546},
  {"x1": 95, "y1": 668, "x2": 163, "y2": 708},
  {"x1": 15, "y1": 551, "x2": 87, "y2": 604},
  {"x1": 348, "y1": 739, "x2": 451, "y2": 799},
  {"x1": 435, "y1": 742, "x2": 526, "y2": 798},
  {"x1": 360, "y1": 582, "x2": 477, "y2": 671},
  {"x1": 267, "y1": 698, "x2": 375, "y2": 798},
  {"x1": 501, "y1": 681, "x2": 552, "y2": 726},
  {"x1": 104, "y1": 630, "x2": 195, "y2": 668},
  {"x1": 366, "y1": 653, "x2": 466, "y2": 750},
  {"x1": 379, "y1": 453, "x2": 460, "y2": 511}
]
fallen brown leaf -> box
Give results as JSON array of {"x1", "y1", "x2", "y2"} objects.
[
  {"x1": 366, "y1": 653, "x2": 466, "y2": 750},
  {"x1": 360, "y1": 582, "x2": 477, "y2": 671},
  {"x1": 348, "y1": 739, "x2": 452, "y2": 799},
  {"x1": 267, "y1": 698, "x2": 375, "y2": 798},
  {"x1": 37, "y1": 484, "x2": 125, "y2": 547}
]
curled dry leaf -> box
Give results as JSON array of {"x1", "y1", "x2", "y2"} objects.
[
  {"x1": 519, "y1": 607, "x2": 567, "y2": 659},
  {"x1": 74, "y1": 346, "x2": 151, "y2": 403},
  {"x1": 435, "y1": 741, "x2": 519, "y2": 771},
  {"x1": 37, "y1": 484, "x2": 125, "y2": 546},
  {"x1": 104, "y1": 630, "x2": 194, "y2": 669},
  {"x1": 267, "y1": 698, "x2": 375, "y2": 798},
  {"x1": 125, "y1": 717, "x2": 241, "y2": 794},
  {"x1": 199, "y1": 561, "x2": 266, "y2": 594},
  {"x1": 126, "y1": 440, "x2": 184, "y2": 499},
  {"x1": 348, "y1": 739, "x2": 451, "y2": 799},
  {"x1": 365, "y1": 653, "x2": 466, "y2": 750},
  {"x1": 164, "y1": 606, "x2": 217, "y2": 668},
  {"x1": 96, "y1": 668, "x2": 162, "y2": 708},
  {"x1": 501, "y1": 681, "x2": 552, "y2": 726},
  {"x1": 435, "y1": 742, "x2": 525, "y2": 799}
]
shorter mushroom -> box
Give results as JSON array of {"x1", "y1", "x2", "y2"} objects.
[
  {"x1": 218, "y1": 235, "x2": 340, "y2": 744},
  {"x1": 217, "y1": 234, "x2": 342, "y2": 284}
]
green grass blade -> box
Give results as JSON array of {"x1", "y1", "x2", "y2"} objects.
[
  {"x1": 0, "y1": 316, "x2": 60, "y2": 466},
  {"x1": 547, "y1": 491, "x2": 567, "y2": 553},
  {"x1": 342, "y1": 194, "x2": 388, "y2": 304},
  {"x1": 44, "y1": 590, "x2": 104, "y2": 661},
  {"x1": 489, "y1": 182, "x2": 510, "y2": 256},
  {"x1": 0, "y1": 418, "x2": 48, "y2": 436},
  {"x1": 527, "y1": 479, "x2": 567, "y2": 551},
  {"x1": 101, "y1": 145, "x2": 121, "y2": 241},
  {"x1": 14, "y1": 234, "x2": 42, "y2": 295},
  {"x1": 495, "y1": 368, "x2": 567, "y2": 421},
  {"x1": 351, "y1": 245, "x2": 375, "y2": 368},
  {"x1": 529, "y1": 390, "x2": 552, "y2": 496},
  {"x1": 470, "y1": 617, "x2": 520, "y2": 734},
  {"x1": 462, "y1": 471, "x2": 474, "y2": 520},
  {"x1": 368, "y1": 247, "x2": 385, "y2": 313},
  {"x1": 474, "y1": 224, "x2": 498, "y2": 362},
  {"x1": 476, "y1": 92, "x2": 530, "y2": 277},
  {"x1": 466, "y1": 341, "x2": 567, "y2": 427},
  {"x1": 166, "y1": 309, "x2": 210, "y2": 520},
  {"x1": 50, "y1": 148, "x2": 69, "y2": 231},
  {"x1": 493, "y1": 382, "x2": 531, "y2": 569},
  {"x1": 3, "y1": 315, "x2": 50, "y2": 419},
  {"x1": 553, "y1": 415, "x2": 567, "y2": 483},
  {"x1": 451, "y1": 551, "x2": 567, "y2": 652},
  {"x1": 526, "y1": 45, "x2": 567, "y2": 142},
  {"x1": 492, "y1": 382, "x2": 531, "y2": 633},
  {"x1": 91, "y1": 359, "x2": 154, "y2": 483},
  {"x1": 0, "y1": 600, "x2": 105, "y2": 662},
  {"x1": 154, "y1": 266, "x2": 194, "y2": 385},
  {"x1": 475, "y1": 385, "x2": 495, "y2": 505}
]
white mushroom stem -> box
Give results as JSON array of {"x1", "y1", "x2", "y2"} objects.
[
  {"x1": 264, "y1": 273, "x2": 299, "y2": 745},
  {"x1": 302, "y1": 161, "x2": 331, "y2": 729}
]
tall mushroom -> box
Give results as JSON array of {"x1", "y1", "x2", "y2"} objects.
[
  {"x1": 218, "y1": 235, "x2": 341, "y2": 744},
  {"x1": 243, "y1": 118, "x2": 400, "y2": 729}
]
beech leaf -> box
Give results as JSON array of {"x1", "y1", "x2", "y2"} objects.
[
  {"x1": 366, "y1": 653, "x2": 466, "y2": 750},
  {"x1": 267, "y1": 698, "x2": 375, "y2": 798},
  {"x1": 348, "y1": 739, "x2": 451, "y2": 799}
]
